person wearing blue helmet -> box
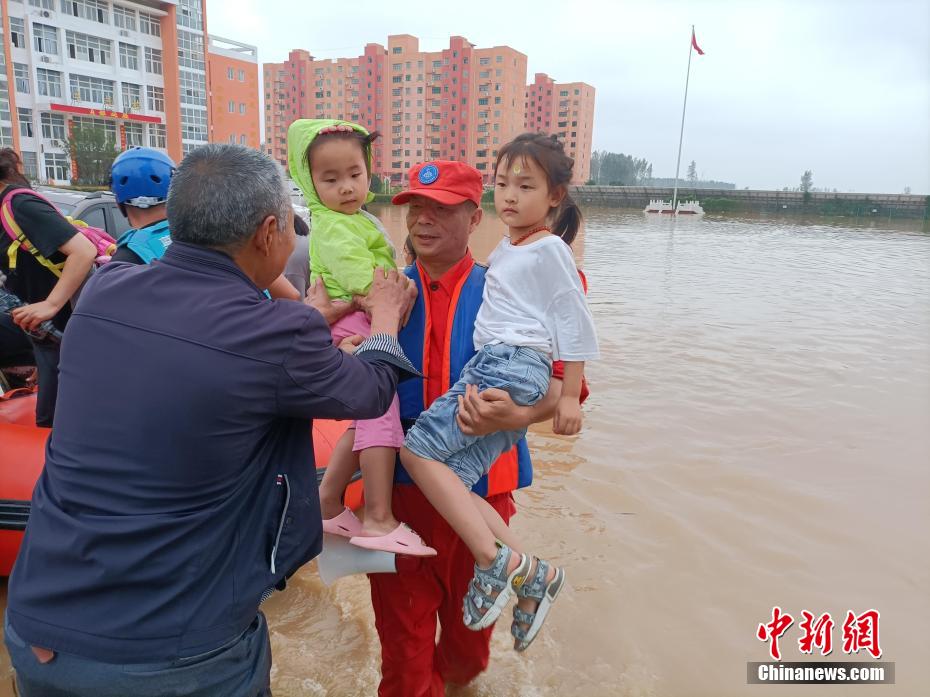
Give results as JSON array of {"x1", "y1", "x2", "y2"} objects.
[
  {"x1": 110, "y1": 147, "x2": 175, "y2": 265},
  {"x1": 109, "y1": 146, "x2": 302, "y2": 301}
]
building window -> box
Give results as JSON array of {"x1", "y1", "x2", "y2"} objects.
[
  {"x1": 28, "y1": 0, "x2": 55, "y2": 9},
  {"x1": 37, "y1": 68, "x2": 63, "y2": 98},
  {"x1": 227, "y1": 67, "x2": 234, "y2": 80},
  {"x1": 45, "y1": 152, "x2": 70, "y2": 181},
  {"x1": 72, "y1": 116, "x2": 117, "y2": 142},
  {"x1": 123, "y1": 121, "x2": 143, "y2": 147},
  {"x1": 69, "y1": 74, "x2": 115, "y2": 106},
  {"x1": 177, "y1": 0, "x2": 203, "y2": 30},
  {"x1": 41, "y1": 113, "x2": 66, "y2": 141},
  {"x1": 149, "y1": 123, "x2": 166, "y2": 148},
  {"x1": 139, "y1": 11, "x2": 160, "y2": 37},
  {"x1": 180, "y1": 107, "x2": 207, "y2": 141},
  {"x1": 21, "y1": 151, "x2": 39, "y2": 180},
  {"x1": 179, "y1": 71, "x2": 206, "y2": 106},
  {"x1": 60, "y1": 0, "x2": 109, "y2": 25},
  {"x1": 18, "y1": 109, "x2": 33, "y2": 138},
  {"x1": 119, "y1": 43, "x2": 139, "y2": 70},
  {"x1": 144, "y1": 47, "x2": 162, "y2": 75},
  {"x1": 238, "y1": 69, "x2": 245, "y2": 82},
  {"x1": 177, "y1": 31, "x2": 205, "y2": 71},
  {"x1": 239, "y1": 134, "x2": 246, "y2": 145},
  {"x1": 121, "y1": 82, "x2": 141, "y2": 111},
  {"x1": 10, "y1": 18, "x2": 25, "y2": 49},
  {"x1": 113, "y1": 5, "x2": 136, "y2": 31},
  {"x1": 67, "y1": 31, "x2": 112, "y2": 65},
  {"x1": 13, "y1": 64, "x2": 30, "y2": 94},
  {"x1": 228, "y1": 100, "x2": 235, "y2": 113},
  {"x1": 146, "y1": 85, "x2": 164, "y2": 112},
  {"x1": 32, "y1": 24, "x2": 59, "y2": 55},
  {"x1": 239, "y1": 103, "x2": 246, "y2": 114}
]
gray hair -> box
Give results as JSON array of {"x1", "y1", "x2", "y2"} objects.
[{"x1": 168, "y1": 144, "x2": 290, "y2": 250}]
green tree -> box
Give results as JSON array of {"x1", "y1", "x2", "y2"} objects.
[
  {"x1": 65, "y1": 126, "x2": 120, "y2": 186},
  {"x1": 800, "y1": 170, "x2": 813, "y2": 203},
  {"x1": 687, "y1": 160, "x2": 697, "y2": 183},
  {"x1": 370, "y1": 173, "x2": 384, "y2": 194},
  {"x1": 591, "y1": 150, "x2": 653, "y2": 186},
  {"x1": 800, "y1": 170, "x2": 813, "y2": 193}
]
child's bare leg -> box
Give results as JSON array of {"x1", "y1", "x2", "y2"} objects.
[
  {"x1": 470, "y1": 492, "x2": 522, "y2": 553},
  {"x1": 357, "y1": 446, "x2": 401, "y2": 536},
  {"x1": 401, "y1": 448, "x2": 522, "y2": 571},
  {"x1": 318, "y1": 429, "x2": 359, "y2": 520}
]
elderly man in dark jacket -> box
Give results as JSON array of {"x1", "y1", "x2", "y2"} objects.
[{"x1": 4, "y1": 144, "x2": 415, "y2": 697}]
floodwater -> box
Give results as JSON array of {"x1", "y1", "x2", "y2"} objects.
[{"x1": 2, "y1": 207, "x2": 929, "y2": 696}]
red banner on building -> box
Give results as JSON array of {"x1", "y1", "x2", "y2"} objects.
[{"x1": 50, "y1": 103, "x2": 162, "y2": 124}]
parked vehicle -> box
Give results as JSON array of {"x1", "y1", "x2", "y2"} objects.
[{"x1": 35, "y1": 188, "x2": 133, "y2": 240}]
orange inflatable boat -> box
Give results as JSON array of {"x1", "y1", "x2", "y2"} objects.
[{"x1": 0, "y1": 391, "x2": 361, "y2": 576}]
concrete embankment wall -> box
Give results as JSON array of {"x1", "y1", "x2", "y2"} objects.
[{"x1": 569, "y1": 186, "x2": 929, "y2": 218}]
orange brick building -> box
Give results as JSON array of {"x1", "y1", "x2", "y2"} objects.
[
  {"x1": 207, "y1": 36, "x2": 259, "y2": 149},
  {"x1": 263, "y1": 35, "x2": 595, "y2": 187},
  {"x1": 264, "y1": 35, "x2": 528, "y2": 186},
  {"x1": 525, "y1": 73, "x2": 596, "y2": 183}
]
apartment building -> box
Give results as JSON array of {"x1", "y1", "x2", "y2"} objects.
[
  {"x1": 0, "y1": 0, "x2": 258, "y2": 184},
  {"x1": 525, "y1": 72, "x2": 595, "y2": 183},
  {"x1": 263, "y1": 36, "x2": 599, "y2": 188},
  {"x1": 263, "y1": 34, "x2": 529, "y2": 186},
  {"x1": 207, "y1": 34, "x2": 258, "y2": 149}
]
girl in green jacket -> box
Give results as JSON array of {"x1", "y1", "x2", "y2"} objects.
[{"x1": 288, "y1": 119, "x2": 435, "y2": 556}]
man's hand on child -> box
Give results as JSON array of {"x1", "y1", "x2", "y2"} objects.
[
  {"x1": 363, "y1": 269, "x2": 417, "y2": 334},
  {"x1": 553, "y1": 396, "x2": 582, "y2": 436},
  {"x1": 457, "y1": 384, "x2": 525, "y2": 435},
  {"x1": 305, "y1": 279, "x2": 355, "y2": 325},
  {"x1": 338, "y1": 335, "x2": 365, "y2": 355}
]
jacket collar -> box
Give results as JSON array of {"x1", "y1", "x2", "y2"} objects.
[{"x1": 160, "y1": 241, "x2": 264, "y2": 295}]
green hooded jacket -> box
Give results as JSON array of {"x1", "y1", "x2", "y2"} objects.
[{"x1": 287, "y1": 118, "x2": 395, "y2": 301}]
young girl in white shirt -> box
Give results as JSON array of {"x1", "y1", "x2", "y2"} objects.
[{"x1": 401, "y1": 133, "x2": 599, "y2": 652}]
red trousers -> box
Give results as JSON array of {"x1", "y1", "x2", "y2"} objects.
[{"x1": 368, "y1": 485, "x2": 516, "y2": 697}]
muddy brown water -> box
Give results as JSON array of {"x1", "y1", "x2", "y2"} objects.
[{"x1": 2, "y1": 207, "x2": 928, "y2": 696}]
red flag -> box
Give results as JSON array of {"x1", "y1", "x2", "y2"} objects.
[{"x1": 691, "y1": 29, "x2": 705, "y2": 55}]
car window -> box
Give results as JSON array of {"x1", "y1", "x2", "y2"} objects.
[
  {"x1": 77, "y1": 205, "x2": 107, "y2": 231},
  {"x1": 52, "y1": 201, "x2": 76, "y2": 216},
  {"x1": 107, "y1": 204, "x2": 132, "y2": 237}
]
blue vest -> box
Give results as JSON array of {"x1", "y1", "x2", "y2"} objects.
[
  {"x1": 396, "y1": 261, "x2": 533, "y2": 497},
  {"x1": 116, "y1": 219, "x2": 171, "y2": 264}
]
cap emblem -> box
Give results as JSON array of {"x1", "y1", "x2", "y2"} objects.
[{"x1": 418, "y1": 164, "x2": 439, "y2": 185}]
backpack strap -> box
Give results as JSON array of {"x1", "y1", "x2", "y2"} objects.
[{"x1": 1, "y1": 188, "x2": 65, "y2": 278}]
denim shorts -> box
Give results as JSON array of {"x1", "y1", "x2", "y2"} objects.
[{"x1": 404, "y1": 343, "x2": 552, "y2": 488}]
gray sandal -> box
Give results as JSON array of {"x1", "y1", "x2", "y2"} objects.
[
  {"x1": 463, "y1": 544, "x2": 531, "y2": 631},
  {"x1": 511, "y1": 557, "x2": 566, "y2": 651}
]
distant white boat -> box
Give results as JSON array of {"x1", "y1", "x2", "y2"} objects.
[{"x1": 644, "y1": 199, "x2": 705, "y2": 216}]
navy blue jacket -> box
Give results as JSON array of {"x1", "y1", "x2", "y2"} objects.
[{"x1": 7, "y1": 242, "x2": 401, "y2": 662}]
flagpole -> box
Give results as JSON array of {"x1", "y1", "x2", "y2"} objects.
[{"x1": 672, "y1": 25, "x2": 695, "y2": 212}]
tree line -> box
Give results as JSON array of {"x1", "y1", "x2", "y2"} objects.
[{"x1": 588, "y1": 151, "x2": 653, "y2": 186}]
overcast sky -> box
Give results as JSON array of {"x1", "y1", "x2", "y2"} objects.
[{"x1": 207, "y1": 0, "x2": 930, "y2": 194}]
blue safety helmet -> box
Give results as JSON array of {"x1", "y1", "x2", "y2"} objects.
[{"x1": 110, "y1": 147, "x2": 177, "y2": 208}]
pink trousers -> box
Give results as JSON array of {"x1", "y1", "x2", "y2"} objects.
[{"x1": 330, "y1": 310, "x2": 403, "y2": 450}]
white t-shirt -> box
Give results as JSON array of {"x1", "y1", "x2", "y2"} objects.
[{"x1": 473, "y1": 235, "x2": 600, "y2": 362}]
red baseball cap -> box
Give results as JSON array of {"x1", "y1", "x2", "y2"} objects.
[{"x1": 392, "y1": 160, "x2": 483, "y2": 207}]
